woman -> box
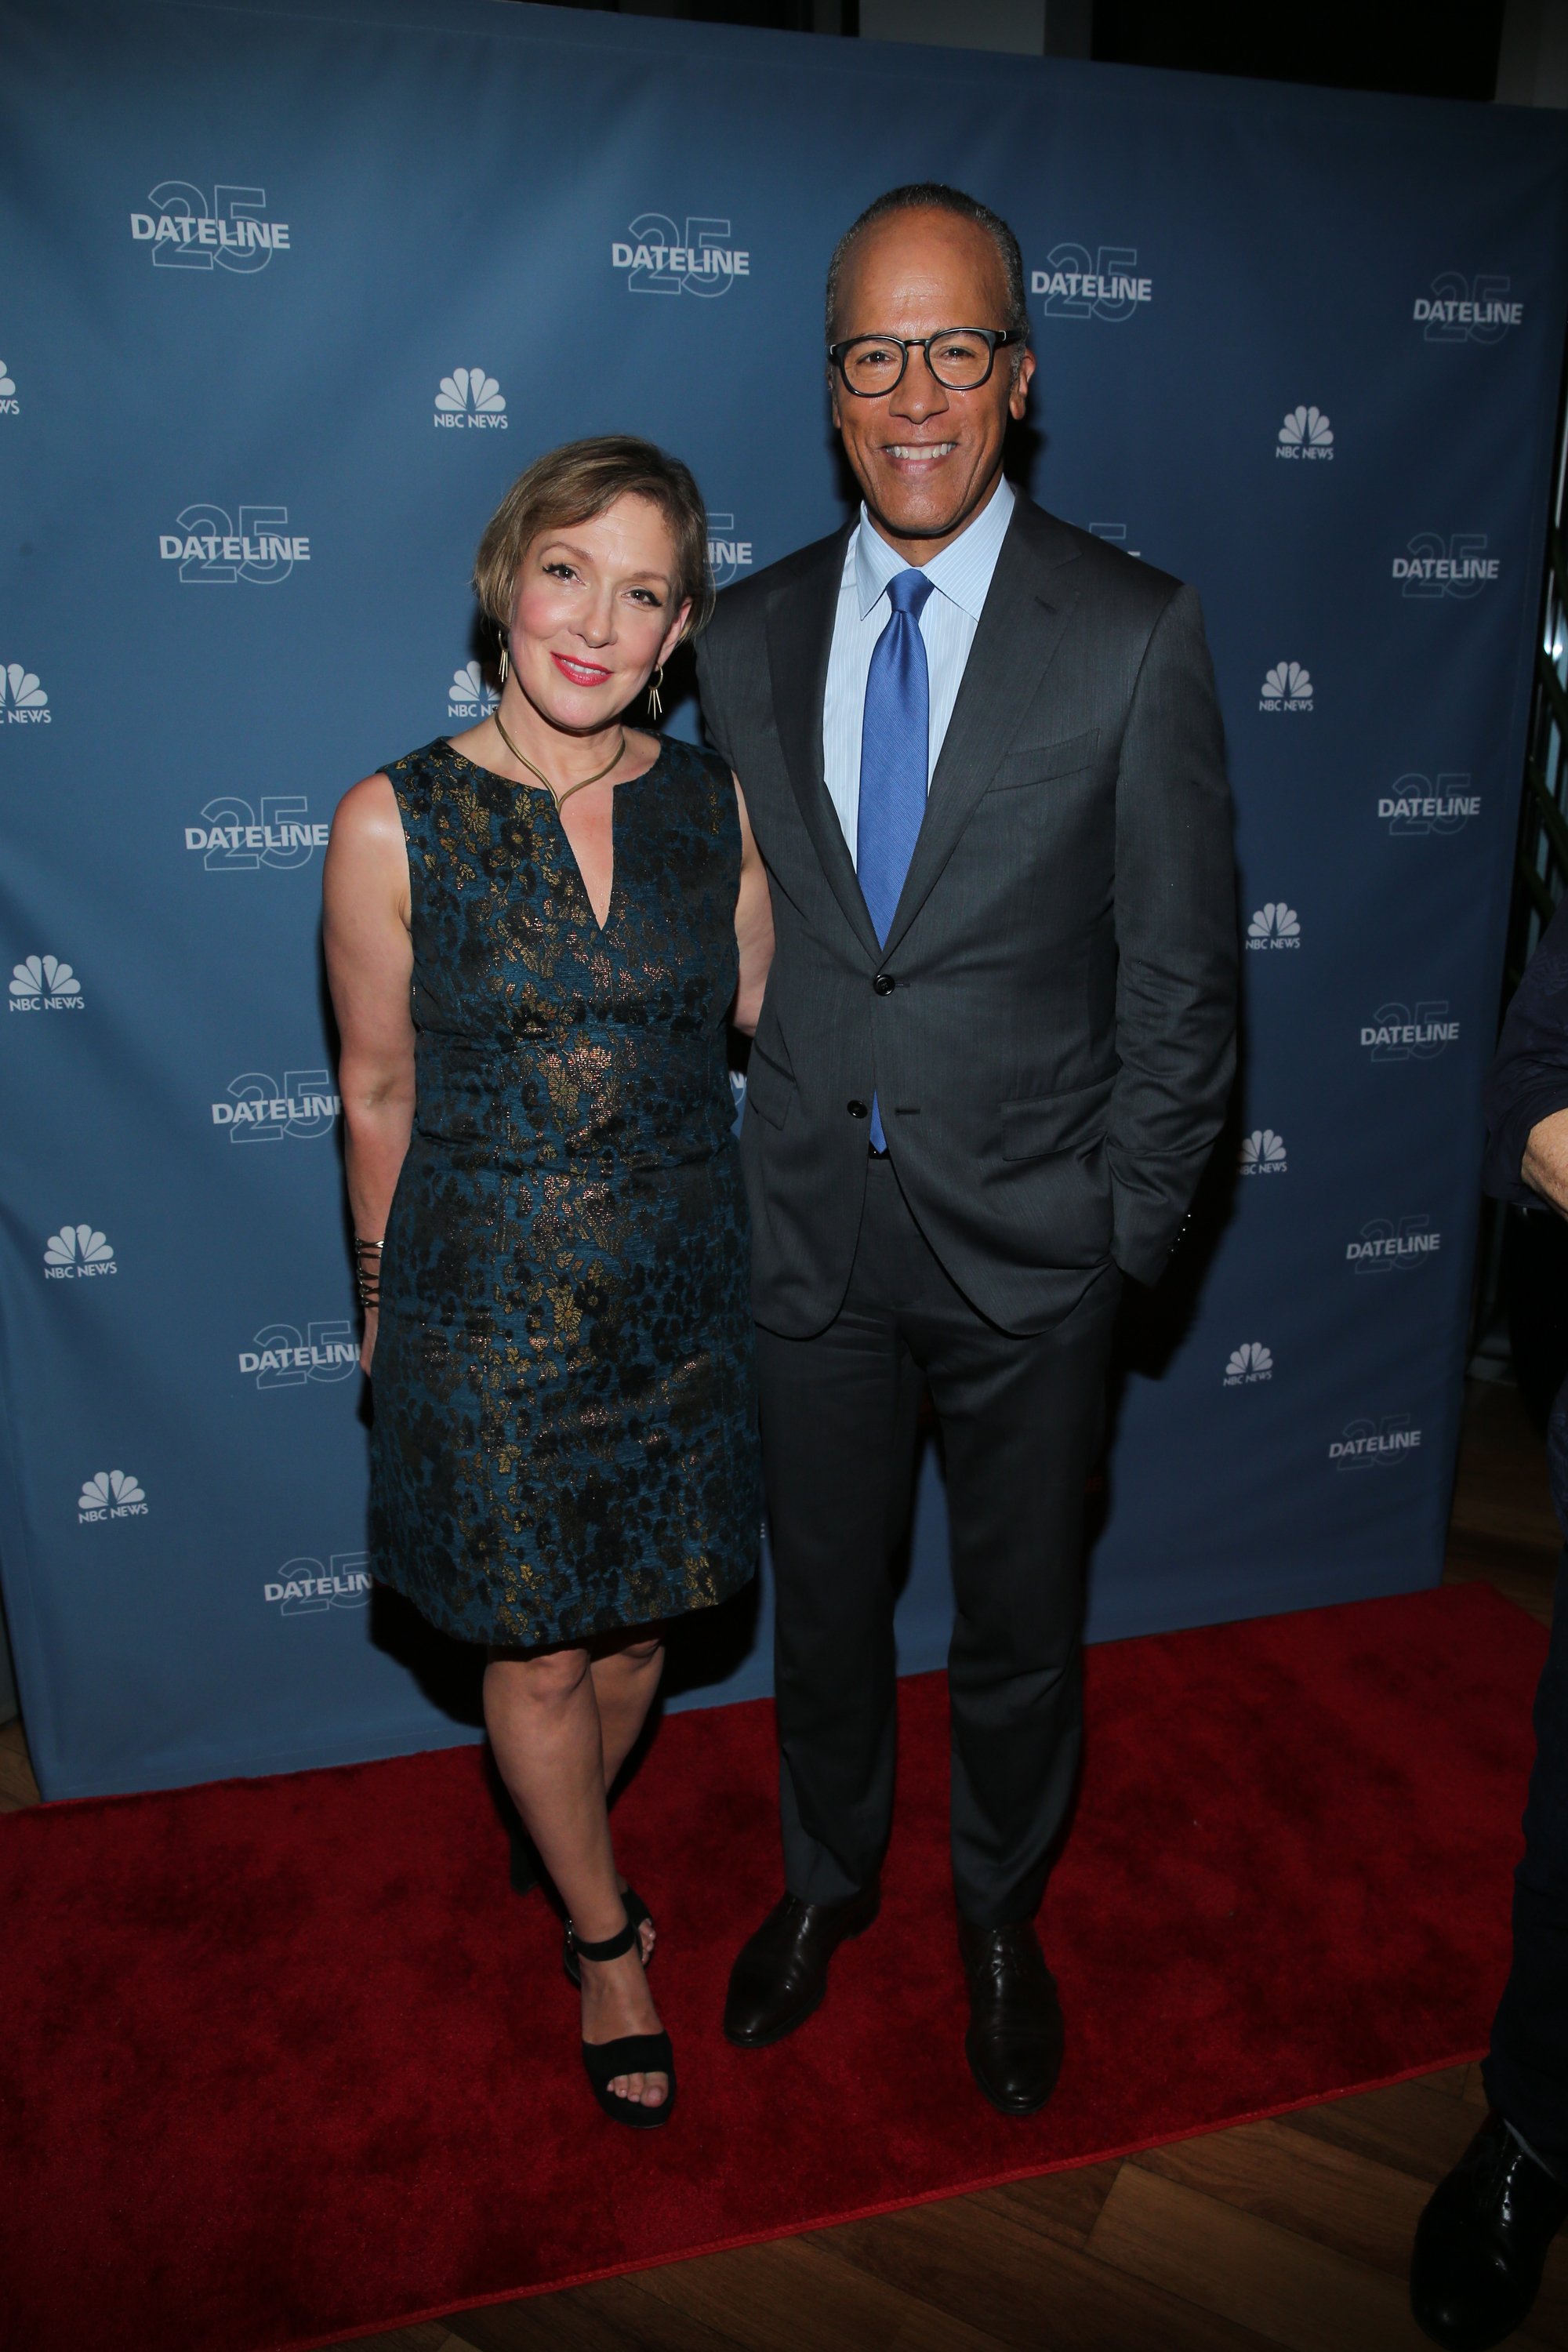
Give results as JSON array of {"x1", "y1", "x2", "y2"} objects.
[{"x1": 323, "y1": 437, "x2": 772, "y2": 2127}]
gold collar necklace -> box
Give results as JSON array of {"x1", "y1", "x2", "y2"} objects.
[{"x1": 492, "y1": 710, "x2": 626, "y2": 811}]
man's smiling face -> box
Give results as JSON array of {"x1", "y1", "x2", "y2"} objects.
[{"x1": 829, "y1": 207, "x2": 1034, "y2": 562}]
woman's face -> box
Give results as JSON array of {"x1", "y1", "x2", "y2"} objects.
[{"x1": 506, "y1": 493, "x2": 691, "y2": 734}]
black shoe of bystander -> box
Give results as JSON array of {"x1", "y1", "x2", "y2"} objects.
[{"x1": 1410, "y1": 2110, "x2": 1568, "y2": 2350}]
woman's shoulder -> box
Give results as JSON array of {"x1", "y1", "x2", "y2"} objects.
[
  {"x1": 655, "y1": 731, "x2": 735, "y2": 805},
  {"x1": 653, "y1": 733, "x2": 740, "y2": 846},
  {"x1": 381, "y1": 738, "x2": 462, "y2": 787}
]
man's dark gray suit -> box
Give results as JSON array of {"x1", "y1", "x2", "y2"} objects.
[{"x1": 697, "y1": 490, "x2": 1236, "y2": 1928}]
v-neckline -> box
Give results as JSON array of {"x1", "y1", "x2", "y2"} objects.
[{"x1": 446, "y1": 739, "x2": 665, "y2": 938}]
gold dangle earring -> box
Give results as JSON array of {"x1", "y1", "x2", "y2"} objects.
[
  {"x1": 647, "y1": 664, "x2": 664, "y2": 722},
  {"x1": 497, "y1": 634, "x2": 510, "y2": 686}
]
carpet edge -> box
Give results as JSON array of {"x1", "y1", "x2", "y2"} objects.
[{"x1": 277, "y1": 2044, "x2": 1489, "y2": 2352}]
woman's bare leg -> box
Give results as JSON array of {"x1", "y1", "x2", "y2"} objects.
[
  {"x1": 485, "y1": 1645, "x2": 667, "y2": 2108},
  {"x1": 590, "y1": 1632, "x2": 665, "y2": 1955},
  {"x1": 592, "y1": 1632, "x2": 665, "y2": 1784}
]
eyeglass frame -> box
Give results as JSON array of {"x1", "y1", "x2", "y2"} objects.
[{"x1": 827, "y1": 326, "x2": 1021, "y2": 397}]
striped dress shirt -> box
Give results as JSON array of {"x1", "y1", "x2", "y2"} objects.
[{"x1": 821, "y1": 473, "x2": 1015, "y2": 861}]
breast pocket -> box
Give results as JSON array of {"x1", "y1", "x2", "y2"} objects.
[{"x1": 989, "y1": 728, "x2": 1102, "y2": 796}]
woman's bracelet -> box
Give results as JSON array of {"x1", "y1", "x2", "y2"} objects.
[{"x1": 354, "y1": 1236, "x2": 383, "y2": 1312}]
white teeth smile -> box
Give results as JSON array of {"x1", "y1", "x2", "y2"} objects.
[{"x1": 887, "y1": 443, "x2": 956, "y2": 459}]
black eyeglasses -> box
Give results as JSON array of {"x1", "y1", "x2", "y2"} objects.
[{"x1": 829, "y1": 327, "x2": 1018, "y2": 397}]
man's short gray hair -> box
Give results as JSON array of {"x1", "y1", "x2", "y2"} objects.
[{"x1": 826, "y1": 183, "x2": 1029, "y2": 363}]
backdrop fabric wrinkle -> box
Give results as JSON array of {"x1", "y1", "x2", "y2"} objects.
[{"x1": 2, "y1": 0, "x2": 1566, "y2": 1798}]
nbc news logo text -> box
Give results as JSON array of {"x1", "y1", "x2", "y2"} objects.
[
  {"x1": 708, "y1": 514, "x2": 753, "y2": 590},
  {"x1": 44, "y1": 1226, "x2": 116, "y2": 1281},
  {"x1": 448, "y1": 662, "x2": 498, "y2": 720},
  {"x1": 1259, "y1": 662, "x2": 1312, "y2": 713},
  {"x1": 1346, "y1": 1217, "x2": 1441, "y2": 1272},
  {"x1": 239, "y1": 1321, "x2": 357, "y2": 1387},
  {"x1": 1277, "y1": 406, "x2": 1333, "y2": 461},
  {"x1": 1033, "y1": 245, "x2": 1151, "y2": 321},
  {"x1": 10, "y1": 956, "x2": 82, "y2": 1011},
  {"x1": 1360, "y1": 1003, "x2": 1458, "y2": 1061},
  {"x1": 129, "y1": 183, "x2": 290, "y2": 268},
  {"x1": 1393, "y1": 535, "x2": 1499, "y2": 597},
  {"x1": 1240, "y1": 1128, "x2": 1287, "y2": 1176},
  {"x1": 2, "y1": 664, "x2": 49, "y2": 723},
  {"x1": 434, "y1": 369, "x2": 507, "y2": 429},
  {"x1": 185, "y1": 797, "x2": 328, "y2": 869},
  {"x1": 1380, "y1": 774, "x2": 1480, "y2": 834},
  {"x1": 612, "y1": 215, "x2": 750, "y2": 294},
  {"x1": 1247, "y1": 904, "x2": 1301, "y2": 953},
  {"x1": 78, "y1": 1470, "x2": 147, "y2": 1523},
  {"x1": 1330, "y1": 1417, "x2": 1421, "y2": 1467},
  {"x1": 1414, "y1": 274, "x2": 1521, "y2": 342},
  {"x1": 1225, "y1": 1342, "x2": 1273, "y2": 1388},
  {"x1": 159, "y1": 505, "x2": 309, "y2": 583},
  {"x1": 212, "y1": 1072, "x2": 340, "y2": 1140},
  {"x1": 264, "y1": 1552, "x2": 370, "y2": 1614},
  {"x1": 0, "y1": 361, "x2": 16, "y2": 417}
]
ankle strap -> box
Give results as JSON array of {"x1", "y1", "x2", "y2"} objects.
[{"x1": 568, "y1": 1916, "x2": 637, "y2": 1964}]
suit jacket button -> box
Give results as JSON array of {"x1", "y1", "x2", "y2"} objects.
[
  {"x1": 873, "y1": 973, "x2": 895, "y2": 996},
  {"x1": 847, "y1": 1099, "x2": 869, "y2": 1119}
]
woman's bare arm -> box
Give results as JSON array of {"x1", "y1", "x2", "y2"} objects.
[
  {"x1": 731, "y1": 782, "x2": 774, "y2": 1038},
  {"x1": 322, "y1": 773, "x2": 416, "y2": 1370}
]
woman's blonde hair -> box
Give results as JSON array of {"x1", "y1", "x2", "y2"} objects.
[{"x1": 473, "y1": 434, "x2": 712, "y2": 644}]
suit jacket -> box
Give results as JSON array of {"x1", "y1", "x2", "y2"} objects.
[{"x1": 695, "y1": 491, "x2": 1238, "y2": 1338}]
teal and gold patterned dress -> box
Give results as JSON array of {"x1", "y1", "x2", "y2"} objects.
[{"x1": 368, "y1": 735, "x2": 760, "y2": 1649}]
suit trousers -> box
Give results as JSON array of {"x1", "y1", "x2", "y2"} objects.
[
  {"x1": 1483, "y1": 1541, "x2": 1568, "y2": 2179},
  {"x1": 756, "y1": 1157, "x2": 1122, "y2": 1928}
]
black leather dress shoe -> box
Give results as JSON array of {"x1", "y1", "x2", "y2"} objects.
[
  {"x1": 1410, "y1": 2111, "x2": 1568, "y2": 2350},
  {"x1": 959, "y1": 1918, "x2": 1064, "y2": 2118},
  {"x1": 724, "y1": 1883, "x2": 880, "y2": 2047}
]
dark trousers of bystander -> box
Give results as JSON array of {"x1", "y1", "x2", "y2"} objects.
[{"x1": 1483, "y1": 1377, "x2": 1568, "y2": 2178}]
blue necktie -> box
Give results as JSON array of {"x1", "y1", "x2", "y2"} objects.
[{"x1": 857, "y1": 568, "x2": 934, "y2": 1149}]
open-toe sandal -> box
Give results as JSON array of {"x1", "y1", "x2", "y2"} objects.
[
  {"x1": 573, "y1": 1915, "x2": 676, "y2": 2130},
  {"x1": 564, "y1": 1883, "x2": 652, "y2": 1987}
]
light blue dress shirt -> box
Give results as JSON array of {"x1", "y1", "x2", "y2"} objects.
[{"x1": 822, "y1": 474, "x2": 1015, "y2": 860}]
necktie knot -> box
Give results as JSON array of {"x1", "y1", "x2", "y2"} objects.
[{"x1": 887, "y1": 568, "x2": 934, "y2": 620}]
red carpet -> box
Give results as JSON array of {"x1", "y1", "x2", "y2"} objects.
[{"x1": 0, "y1": 1582, "x2": 1547, "y2": 2349}]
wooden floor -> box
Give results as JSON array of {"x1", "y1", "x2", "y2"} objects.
[{"x1": 3, "y1": 1381, "x2": 1564, "y2": 2350}]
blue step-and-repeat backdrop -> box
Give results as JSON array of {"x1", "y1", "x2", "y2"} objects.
[{"x1": 3, "y1": 0, "x2": 1566, "y2": 1797}]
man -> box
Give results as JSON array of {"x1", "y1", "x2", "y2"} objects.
[
  {"x1": 1410, "y1": 899, "x2": 1568, "y2": 2347},
  {"x1": 695, "y1": 184, "x2": 1236, "y2": 2114}
]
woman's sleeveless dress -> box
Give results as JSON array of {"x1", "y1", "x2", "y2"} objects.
[{"x1": 368, "y1": 736, "x2": 760, "y2": 1650}]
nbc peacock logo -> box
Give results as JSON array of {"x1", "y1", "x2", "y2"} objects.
[
  {"x1": 1259, "y1": 662, "x2": 1312, "y2": 713},
  {"x1": 0, "y1": 361, "x2": 16, "y2": 417},
  {"x1": 1240, "y1": 1128, "x2": 1287, "y2": 1176},
  {"x1": 1276, "y1": 406, "x2": 1334, "y2": 461},
  {"x1": 78, "y1": 1469, "x2": 147, "y2": 1523},
  {"x1": 10, "y1": 956, "x2": 82, "y2": 1011},
  {"x1": 44, "y1": 1225, "x2": 117, "y2": 1281},
  {"x1": 1247, "y1": 904, "x2": 1301, "y2": 952},
  {"x1": 2, "y1": 664, "x2": 49, "y2": 724},
  {"x1": 1224, "y1": 1342, "x2": 1274, "y2": 1388},
  {"x1": 434, "y1": 368, "x2": 507, "y2": 430},
  {"x1": 448, "y1": 662, "x2": 498, "y2": 720}
]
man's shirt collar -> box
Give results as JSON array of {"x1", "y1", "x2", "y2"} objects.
[{"x1": 853, "y1": 473, "x2": 1015, "y2": 621}]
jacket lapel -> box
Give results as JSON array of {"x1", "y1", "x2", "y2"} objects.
[
  {"x1": 880, "y1": 503, "x2": 1082, "y2": 960},
  {"x1": 764, "y1": 526, "x2": 883, "y2": 964}
]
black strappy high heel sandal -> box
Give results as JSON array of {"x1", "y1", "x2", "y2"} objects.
[
  {"x1": 573, "y1": 1915, "x2": 676, "y2": 2129},
  {"x1": 564, "y1": 1885, "x2": 653, "y2": 1987}
]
